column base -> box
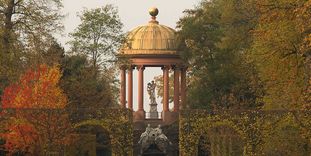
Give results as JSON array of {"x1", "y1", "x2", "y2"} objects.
[
  {"x1": 162, "y1": 111, "x2": 179, "y2": 124},
  {"x1": 133, "y1": 110, "x2": 145, "y2": 121}
]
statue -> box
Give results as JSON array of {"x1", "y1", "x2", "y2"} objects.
[
  {"x1": 138, "y1": 124, "x2": 172, "y2": 155},
  {"x1": 138, "y1": 124, "x2": 152, "y2": 144},
  {"x1": 154, "y1": 125, "x2": 170, "y2": 142},
  {"x1": 147, "y1": 80, "x2": 158, "y2": 118},
  {"x1": 147, "y1": 80, "x2": 156, "y2": 104},
  {"x1": 154, "y1": 124, "x2": 172, "y2": 153}
]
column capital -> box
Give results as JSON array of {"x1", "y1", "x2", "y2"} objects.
[
  {"x1": 119, "y1": 65, "x2": 127, "y2": 70},
  {"x1": 172, "y1": 65, "x2": 183, "y2": 71},
  {"x1": 180, "y1": 65, "x2": 188, "y2": 71},
  {"x1": 161, "y1": 65, "x2": 171, "y2": 70},
  {"x1": 127, "y1": 65, "x2": 135, "y2": 70},
  {"x1": 137, "y1": 65, "x2": 145, "y2": 71}
]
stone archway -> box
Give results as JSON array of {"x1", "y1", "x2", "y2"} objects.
[
  {"x1": 198, "y1": 135, "x2": 211, "y2": 156},
  {"x1": 75, "y1": 124, "x2": 112, "y2": 156},
  {"x1": 73, "y1": 108, "x2": 133, "y2": 156},
  {"x1": 96, "y1": 132, "x2": 112, "y2": 156},
  {"x1": 202, "y1": 126, "x2": 243, "y2": 156},
  {"x1": 75, "y1": 119, "x2": 133, "y2": 156},
  {"x1": 179, "y1": 110, "x2": 248, "y2": 156}
]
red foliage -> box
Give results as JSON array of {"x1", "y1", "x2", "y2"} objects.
[
  {"x1": 1, "y1": 64, "x2": 66, "y2": 109},
  {"x1": 0, "y1": 64, "x2": 70, "y2": 155}
]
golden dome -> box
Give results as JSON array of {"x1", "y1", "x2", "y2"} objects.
[{"x1": 120, "y1": 8, "x2": 179, "y2": 55}]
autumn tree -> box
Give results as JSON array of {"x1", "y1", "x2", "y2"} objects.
[
  {"x1": 0, "y1": 0, "x2": 63, "y2": 53},
  {"x1": 250, "y1": 1, "x2": 311, "y2": 152},
  {"x1": 0, "y1": 64, "x2": 72, "y2": 155},
  {"x1": 0, "y1": 0, "x2": 64, "y2": 98},
  {"x1": 178, "y1": 0, "x2": 311, "y2": 154},
  {"x1": 68, "y1": 4, "x2": 123, "y2": 69},
  {"x1": 251, "y1": 0, "x2": 311, "y2": 109}
]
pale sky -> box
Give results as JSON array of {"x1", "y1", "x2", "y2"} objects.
[{"x1": 57, "y1": 0, "x2": 200, "y2": 114}]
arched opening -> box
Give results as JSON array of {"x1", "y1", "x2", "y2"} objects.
[
  {"x1": 96, "y1": 130, "x2": 112, "y2": 156},
  {"x1": 73, "y1": 125, "x2": 112, "y2": 156},
  {"x1": 198, "y1": 135, "x2": 211, "y2": 156},
  {"x1": 199, "y1": 125, "x2": 243, "y2": 156}
]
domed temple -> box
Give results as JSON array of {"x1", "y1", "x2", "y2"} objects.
[
  {"x1": 117, "y1": 7, "x2": 187, "y2": 124},
  {"x1": 117, "y1": 7, "x2": 187, "y2": 155}
]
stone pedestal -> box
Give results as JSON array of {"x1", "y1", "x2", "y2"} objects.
[
  {"x1": 149, "y1": 103, "x2": 159, "y2": 119},
  {"x1": 149, "y1": 112, "x2": 159, "y2": 118}
]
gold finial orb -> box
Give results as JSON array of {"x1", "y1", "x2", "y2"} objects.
[{"x1": 149, "y1": 7, "x2": 159, "y2": 17}]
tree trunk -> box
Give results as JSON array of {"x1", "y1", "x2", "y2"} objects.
[
  {"x1": 305, "y1": 52, "x2": 311, "y2": 110},
  {"x1": 2, "y1": 0, "x2": 15, "y2": 54}
]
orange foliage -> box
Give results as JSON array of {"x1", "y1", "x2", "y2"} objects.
[
  {"x1": 1, "y1": 64, "x2": 67, "y2": 109},
  {"x1": 0, "y1": 64, "x2": 71, "y2": 155},
  {"x1": 3, "y1": 123, "x2": 38, "y2": 155}
]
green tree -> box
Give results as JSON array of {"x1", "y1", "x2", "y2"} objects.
[
  {"x1": 24, "y1": 37, "x2": 65, "y2": 67},
  {"x1": 177, "y1": 0, "x2": 264, "y2": 110},
  {"x1": 43, "y1": 39, "x2": 65, "y2": 66},
  {"x1": 68, "y1": 4, "x2": 123, "y2": 68},
  {"x1": 60, "y1": 55, "x2": 118, "y2": 121},
  {"x1": 154, "y1": 73, "x2": 174, "y2": 104}
]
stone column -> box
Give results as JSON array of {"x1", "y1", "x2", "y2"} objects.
[
  {"x1": 180, "y1": 67, "x2": 187, "y2": 109},
  {"x1": 120, "y1": 66, "x2": 126, "y2": 108},
  {"x1": 137, "y1": 66, "x2": 145, "y2": 111},
  {"x1": 163, "y1": 65, "x2": 170, "y2": 112},
  {"x1": 173, "y1": 66, "x2": 180, "y2": 112},
  {"x1": 127, "y1": 66, "x2": 133, "y2": 110}
]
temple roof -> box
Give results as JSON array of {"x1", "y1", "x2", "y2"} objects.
[{"x1": 119, "y1": 8, "x2": 179, "y2": 56}]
